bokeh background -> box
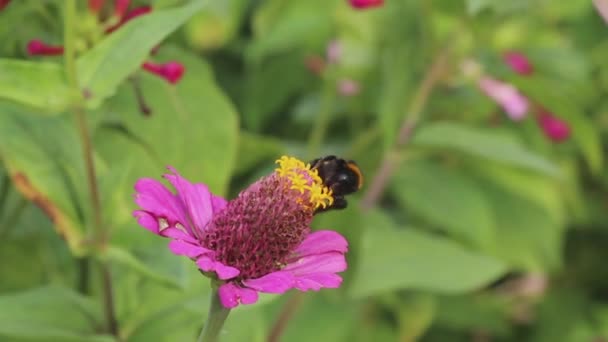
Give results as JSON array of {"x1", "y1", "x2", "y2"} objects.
[{"x1": 1, "y1": 0, "x2": 608, "y2": 341}]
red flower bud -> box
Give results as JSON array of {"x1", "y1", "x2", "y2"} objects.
[
  {"x1": 142, "y1": 61, "x2": 185, "y2": 84},
  {"x1": 26, "y1": 40, "x2": 65, "y2": 56},
  {"x1": 0, "y1": 0, "x2": 11, "y2": 11},
  {"x1": 349, "y1": 0, "x2": 384, "y2": 9},
  {"x1": 106, "y1": 6, "x2": 152, "y2": 33},
  {"x1": 114, "y1": 0, "x2": 130, "y2": 18},
  {"x1": 536, "y1": 108, "x2": 570, "y2": 143},
  {"x1": 503, "y1": 51, "x2": 534, "y2": 76},
  {"x1": 88, "y1": 0, "x2": 106, "y2": 13}
]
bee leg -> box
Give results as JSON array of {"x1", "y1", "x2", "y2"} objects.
[{"x1": 331, "y1": 196, "x2": 348, "y2": 210}]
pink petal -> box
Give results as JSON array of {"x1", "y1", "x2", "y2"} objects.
[
  {"x1": 168, "y1": 239, "x2": 211, "y2": 258},
  {"x1": 157, "y1": 226, "x2": 198, "y2": 243},
  {"x1": 242, "y1": 272, "x2": 295, "y2": 294},
  {"x1": 218, "y1": 283, "x2": 259, "y2": 308},
  {"x1": 211, "y1": 195, "x2": 227, "y2": 214},
  {"x1": 293, "y1": 230, "x2": 348, "y2": 257},
  {"x1": 134, "y1": 178, "x2": 189, "y2": 229},
  {"x1": 133, "y1": 210, "x2": 198, "y2": 242},
  {"x1": 163, "y1": 167, "x2": 215, "y2": 233},
  {"x1": 196, "y1": 256, "x2": 240, "y2": 280},
  {"x1": 133, "y1": 210, "x2": 160, "y2": 234},
  {"x1": 282, "y1": 252, "x2": 347, "y2": 291},
  {"x1": 284, "y1": 252, "x2": 347, "y2": 275},
  {"x1": 293, "y1": 273, "x2": 343, "y2": 291}
]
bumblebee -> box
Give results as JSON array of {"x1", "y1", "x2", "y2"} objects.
[{"x1": 310, "y1": 155, "x2": 363, "y2": 213}]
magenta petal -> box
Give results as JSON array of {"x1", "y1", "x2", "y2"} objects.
[
  {"x1": 294, "y1": 230, "x2": 348, "y2": 257},
  {"x1": 218, "y1": 283, "x2": 259, "y2": 308},
  {"x1": 284, "y1": 252, "x2": 347, "y2": 275},
  {"x1": 238, "y1": 287, "x2": 259, "y2": 305},
  {"x1": 219, "y1": 283, "x2": 239, "y2": 308},
  {"x1": 168, "y1": 240, "x2": 211, "y2": 258},
  {"x1": 294, "y1": 273, "x2": 343, "y2": 291},
  {"x1": 157, "y1": 227, "x2": 197, "y2": 243},
  {"x1": 242, "y1": 271, "x2": 295, "y2": 294},
  {"x1": 163, "y1": 167, "x2": 215, "y2": 232},
  {"x1": 133, "y1": 210, "x2": 160, "y2": 234},
  {"x1": 211, "y1": 195, "x2": 227, "y2": 214},
  {"x1": 196, "y1": 256, "x2": 240, "y2": 280},
  {"x1": 134, "y1": 178, "x2": 188, "y2": 228}
]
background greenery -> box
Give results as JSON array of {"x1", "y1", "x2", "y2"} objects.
[{"x1": 1, "y1": 0, "x2": 607, "y2": 341}]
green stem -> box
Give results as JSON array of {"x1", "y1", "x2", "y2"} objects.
[
  {"x1": 64, "y1": 0, "x2": 117, "y2": 336},
  {"x1": 359, "y1": 43, "x2": 452, "y2": 211},
  {"x1": 198, "y1": 285, "x2": 231, "y2": 342},
  {"x1": 306, "y1": 78, "x2": 336, "y2": 160}
]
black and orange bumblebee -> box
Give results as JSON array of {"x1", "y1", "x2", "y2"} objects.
[{"x1": 310, "y1": 155, "x2": 363, "y2": 213}]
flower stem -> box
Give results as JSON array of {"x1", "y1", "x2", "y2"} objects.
[
  {"x1": 359, "y1": 42, "x2": 452, "y2": 210},
  {"x1": 198, "y1": 286, "x2": 231, "y2": 342},
  {"x1": 64, "y1": 0, "x2": 117, "y2": 336},
  {"x1": 268, "y1": 292, "x2": 305, "y2": 342}
]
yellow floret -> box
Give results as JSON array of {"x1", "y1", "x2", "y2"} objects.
[{"x1": 275, "y1": 156, "x2": 334, "y2": 209}]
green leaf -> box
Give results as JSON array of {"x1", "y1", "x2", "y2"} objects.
[
  {"x1": 510, "y1": 76, "x2": 603, "y2": 175},
  {"x1": 184, "y1": 0, "x2": 249, "y2": 50},
  {"x1": 0, "y1": 59, "x2": 70, "y2": 114},
  {"x1": 482, "y1": 182, "x2": 564, "y2": 271},
  {"x1": 249, "y1": 0, "x2": 334, "y2": 61},
  {"x1": 0, "y1": 286, "x2": 114, "y2": 342},
  {"x1": 103, "y1": 246, "x2": 182, "y2": 289},
  {"x1": 412, "y1": 122, "x2": 560, "y2": 175},
  {"x1": 0, "y1": 105, "x2": 87, "y2": 255},
  {"x1": 390, "y1": 160, "x2": 496, "y2": 247},
  {"x1": 77, "y1": 1, "x2": 205, "y2": 109},
  {"x1": 234, "y1": 132, "x2": 285, "y2": 175},
  {"x1": 350, "y1": 210, "x2": 507, "y2": 298},
  {"x1": 435, "y1": 294, "x2": 511, "y2": 335},
  {"x1": 96, "y1": 46, "x2": 238, "y2": 195}
]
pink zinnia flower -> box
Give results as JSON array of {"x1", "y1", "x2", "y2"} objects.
[
  {"x1": 503, "y1": 51, "x2": 534, "y2": 76},
  {"x1": 133, "y1": 156, "x2": 348, "y2": 308},
  {"x1": 349, "y1": 0, "x2": 384, "y2": 9},
  {"x1": 536, "y1": 108, "x2": 570, "y2": 142},
  {"x1": 478, "y1": 76, "x2": 529, "y2": 121}
]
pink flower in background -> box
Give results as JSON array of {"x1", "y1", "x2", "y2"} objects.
[
  {"x1": 327, "y1": 40, "x2": 342, "y2": 64},
  {"x1": 536, "y1": 108, "x2": 570, "y2": 142},
  {"x1": 133, "y1": 156, "x2": 348, "y2": 308},
  {"x1": 478, "y1": 76, "x2": 529, "y2": 121},
  {"x1": 26, "y1": 0, "x2": 184, "y2": 85},
  {"x1": 349, "y1": 0, "x2": 384, "y2": 9},
  {"x1": 503, "y1": 51, "x2": 534, "y2": 76},
  {"x1": 593, "y1": 0, "x2": 608, "y2": 24},
  {"x1": 338, "y1": 79, "x2": 361, "y2": 97}
]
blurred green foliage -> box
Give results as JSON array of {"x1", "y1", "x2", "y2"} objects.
[{"x1": 0, "y1": 0, "x2": 607, "y2": 341}]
